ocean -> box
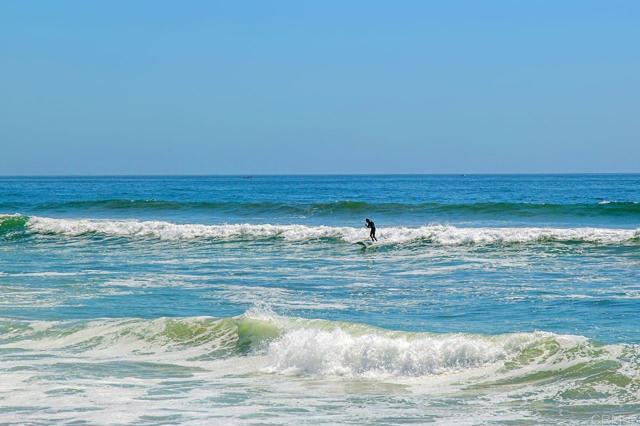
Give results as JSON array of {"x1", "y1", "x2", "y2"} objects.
[{"x1": 1, "y1": 174, "x2": 639, "y2": 425}]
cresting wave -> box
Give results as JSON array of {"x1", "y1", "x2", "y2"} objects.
[
  {"x1": 3, "y1": 199, "x2": 640, "y2": 216},
  {"x1": 1, "y1": 311, "x2": 638, "y2": 403},
  {"x1": 0, "y1": 312, "x2": 607, "y2": 376},
  {"x1": 1, "y1": 214, "x2": 639, "y2": 245}
]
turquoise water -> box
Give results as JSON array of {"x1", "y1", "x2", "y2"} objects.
[{"x1": 1, "y1": 175, "x2": 639, "y2": 424}]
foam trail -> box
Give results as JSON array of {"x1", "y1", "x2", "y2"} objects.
[{"x1": 21, "y1": 216, "x2": 640, "y2": 245}]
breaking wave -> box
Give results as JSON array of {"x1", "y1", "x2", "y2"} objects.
[
  {"x1": 2, "y1": 214, "x2": 638, "y2": 246},
  {"x1": 1, "y1": 311, "x2": 638, "y2": 402}
]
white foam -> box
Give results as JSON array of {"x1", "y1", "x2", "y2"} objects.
[
  {"x1": 1, "y1": 314, "x2": 639, "y2": 425},
  {"x1": 0, "y1": 314, "x2": 549, "y2": 379},
  {"x1": 25, "y1": 216, "x2": 640, "y2": 245},
  {"x1": 263, "y1": 328, "x2": 544, "y2": 378},
  {"x1": 598, "y1": 200, "x2": 638, "y2": 205}
]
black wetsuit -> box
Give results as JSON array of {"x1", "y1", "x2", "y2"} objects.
[{"x1": 366, "y1": 220, "x2": 377, "y2": 242}]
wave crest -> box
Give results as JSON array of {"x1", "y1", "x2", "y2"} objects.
[
  {"x1": 5, "y1": 215, "x2": 638, "y2": 246},
  {"x1": 6, "y1": 199, "x2": 640, "y2": 217},
  {"x1": 263, "y1": 327, "x2": 539, "y2": 377},
  {"x1": 1, "y1": 313, "x2": 635, "y2": 383},
  {"x1": 2, "y1": 313, "x2": 639, "y2": 418}
]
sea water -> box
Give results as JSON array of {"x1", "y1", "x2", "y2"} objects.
[{"x1": 0, "y1": 175, "x2": 639, "y2": 425}]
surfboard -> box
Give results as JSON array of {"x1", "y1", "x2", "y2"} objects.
[{"x1": 356, "y1": 240, "x2": 375, "y2": 248}]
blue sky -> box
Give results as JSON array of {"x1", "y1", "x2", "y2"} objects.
[{"x1": 1, "y1": 1, "x2": 639, "y2": 174}]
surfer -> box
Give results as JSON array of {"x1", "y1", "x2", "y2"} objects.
[{"x1": 365, "y1": 218, "x2": 377, "y2": 242}]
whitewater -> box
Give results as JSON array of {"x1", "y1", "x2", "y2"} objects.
[
  {"x1": 3, "y1": 310, "x2": 640, "y2": 425},
  {"x1": 3, "y1": 215, "x2": 639, "y2": 245},
  {"x1": 1, "y1": 175, "x2": 640, "y2": 425}
]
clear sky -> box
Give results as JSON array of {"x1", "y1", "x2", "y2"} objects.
[{"x1": 1, "y1": 1, "x2": 639, "y2": 175}]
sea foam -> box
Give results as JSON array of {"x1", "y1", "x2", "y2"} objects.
[
  {"x1": 0, "y1": 313, "x2": 624, "y2": 382},
  {"x1": 262, "y1": 327, "x2": 541, "y2": 377},
  {"x1": 22, "y1": 216, "x2": 640, "y2": 245}
]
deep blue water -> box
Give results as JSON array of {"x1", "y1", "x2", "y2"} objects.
[{"x1": 2, "y1": 174, "x2": 639, "y2": 226}]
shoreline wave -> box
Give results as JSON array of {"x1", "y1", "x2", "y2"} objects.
[
  {"x1": 1, "y1": 311, "x2": 636, "y2": 389},
  {"x1": 2, "y1": 312, "x2": 638, "y2": 420}
]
